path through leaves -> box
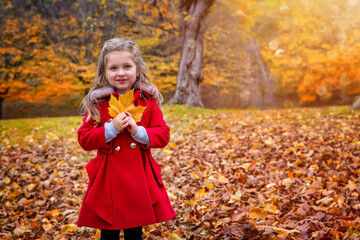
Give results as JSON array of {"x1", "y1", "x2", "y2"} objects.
[{"x1": 0, "y1": 106, "x2": 359, "y2": 239}]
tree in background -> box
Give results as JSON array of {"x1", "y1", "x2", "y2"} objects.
[{"x1": 170, "y1": 0, "x2": 215, "y2": 107}]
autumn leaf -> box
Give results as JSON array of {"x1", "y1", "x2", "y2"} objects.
[
  {"x1": 94, "y1": 229, "x2": 101, "y2": 239},
  {"x1": 26, "y1": 183, "x2": 36, "y2": 191},
  {"x1": 316, "y1": 196, "x2": 334, "y2": 205},
  {"x1": 169, "y1": 142, "x2": 177, "y2": 148},
  {"x1": 194, "y1": 187, "x2": 208, "y2": 200},
  {"x1": 42, "y1": 224, "x2": 53, "y2": 231},
  {"x1": 205, "y1": 182, "x2": 215, "y2": 190},
  {"x1": 217, "y1": 173, "x2": 229, "y2": 184},
  {"x1": 272, "y1": 227, "x2": 300, "y2": 236},
  {"x1": 60, "y1": 224, "x2": 77, "y2": 233},
  {"x1": 108, "y1": 89, "x2": 147, "y2": 122},
  {"x1": 49, "y1": 209, "x2": 61, "y2": 217},
  {"x1": 249, "y1": 207, "x2": 267, "y2": 220},
  {"x1": 228, "y1": 189, "x2": 242, "y2": 203},
  {"x1": 264, "y1": 203, "x2": 281, "y2": 214},
  {"x1": 163, "y1": 149, "x2": 172, "y2": 154},
  {"x1": 345, "y1": 180, "x2": 356, "y2": 191},
  {"x1": 13, "y1": 227, "x2": 28, "y2": 236},
  {"x1": 190, "y1": 172, "x2": 199, "y2": 179},
  {"x1": 309, "y1": 164, "x2": 319, "y2": 171}
]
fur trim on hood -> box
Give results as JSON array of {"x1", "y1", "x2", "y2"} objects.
[{"x1": 90, "y1": 81, "x2": 159, "y2": 102}]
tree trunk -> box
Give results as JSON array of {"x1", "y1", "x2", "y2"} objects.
[
  {"x1": 242, "y1": 37, "x2": 277, "y2": 108},
  {"x1": 352, "y1": 96, "x2": 360, "y2": 110},
  {"x1": 169, "y1": 0, "x2": 215, "y2": 107},
  {"x1": 0, "y1": 98, "x2": 3, "y2": 119}
]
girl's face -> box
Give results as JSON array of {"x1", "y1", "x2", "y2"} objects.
[{"x1": 105, "y1": 51, "x2": 137, "y2": 95}]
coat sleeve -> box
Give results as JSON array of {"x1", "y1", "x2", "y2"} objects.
[
  {"x1": 77, "y1": 113, "x2": 111, "y2": 151},
  {"x1": 143, "y1": 99, "x2": 170, "y2": 149}
]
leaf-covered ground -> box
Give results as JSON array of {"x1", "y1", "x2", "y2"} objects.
[{"x1": 0, "y1": 106, "x2": 359, "y2": 239}]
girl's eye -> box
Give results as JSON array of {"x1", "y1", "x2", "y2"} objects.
[
  {"x1": 124, "y1": 65, "x2": 131, "y2": 69},
  {"x1": 110, "y1": 67, "x2": 117, "y2": 71}
]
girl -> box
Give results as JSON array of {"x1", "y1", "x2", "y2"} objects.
[{"x1": 78, "y1": 38, "x2": 176, "y2": 240}]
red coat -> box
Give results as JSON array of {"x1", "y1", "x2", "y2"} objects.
[{"x1": 77, "y1": 90, "x2": 176, "y2": 230}]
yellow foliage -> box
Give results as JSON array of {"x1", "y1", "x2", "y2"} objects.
[
  {"x1": 108, "y1": 90, "x2": 147, "y2": 122},
  {"x1": 259, "y1": 0, "x2": 360, "y2": 104},
  {"x1": 0, "y1": 0, "x2": 178, "y2": 104}
]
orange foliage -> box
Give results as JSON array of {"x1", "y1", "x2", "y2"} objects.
[
  {"x1": 259, "y1": 0, "x2": 360, "y2": 105},
  {"x1": 0, "y1": 11, "x2": 86, "y2": 103},
  {"x1": 297, "y1": 53, "x2": 360, "y2": 104},
  {"x1": 0, "y1": 0, "x2": 178, "y2": 104},
  {"x1": 3, "y1": 0, "x2": 359, "y2": 107}
]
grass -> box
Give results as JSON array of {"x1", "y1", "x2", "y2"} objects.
[
  {"x1": 320, "y1": 105, "x2": 356, "y2": 116},
  {"x1": 0, "y1": 105, "x2": 357, "y2": 145},
  {"x1": 0, "y1": 116, "x2": 83, "y2": 145},
  {"x1": 0, "y1": 116, "x2": 83, "y2": 137}
]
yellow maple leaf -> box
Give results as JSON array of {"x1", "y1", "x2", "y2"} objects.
[
  {"x1": 249, "y1": 207, "x2": 267, "y2": 220},
  {"x1": 108, "y1": 89, "x2": 147, "y2": 122}
]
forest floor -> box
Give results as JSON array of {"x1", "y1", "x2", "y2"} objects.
[{"x1": 0, "y1": 105, "x2": 359, "y2": 240}]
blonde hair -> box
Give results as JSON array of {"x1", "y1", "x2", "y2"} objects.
[{"x1": 80, "y1": 38, "x2": 162, "y2": 123}]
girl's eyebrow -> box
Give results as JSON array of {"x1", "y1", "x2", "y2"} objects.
[{"x1": 108, "y1": 62, "x2": 133, "y2": 67}]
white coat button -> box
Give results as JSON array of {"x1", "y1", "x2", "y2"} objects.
[
  {"x1": 115, "y1": 146, "x2": 120, "y2": 151},
  {"x1": 130, "y1": 143, "x2": 136, "y2": 149}
]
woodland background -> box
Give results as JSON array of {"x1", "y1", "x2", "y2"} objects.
[
  {"x1": 1, "y1": 0, "x2": 360, "y2": 118},
  {"x1": 1, "y1": 0, "x2": 360, "y2": 239}
]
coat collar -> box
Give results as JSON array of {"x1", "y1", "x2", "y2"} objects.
[
  {"x1": 111, "y1": 89, "x2": 150, "y2": 101},
  {"x1": 90, "y1": 83, "x2": 157, "y2": 103}
]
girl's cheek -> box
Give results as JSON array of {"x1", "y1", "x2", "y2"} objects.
[{"x1": 107, "y1": 72, "x2": 114, "y2": 79}]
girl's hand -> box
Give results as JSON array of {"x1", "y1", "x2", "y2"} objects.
[
  {"x1": 124, "y1": 112, "x2": 138, "y2": 135},
  {"x1": 113, "y1": 112, "x2": 130, "y2": 132}
]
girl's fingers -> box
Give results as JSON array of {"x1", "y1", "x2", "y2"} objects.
[
  {"x1": 121, "y1": 121, "x2": 129, "y2": 130},
  {"x1": 125, "y1": 111, "x2": 132, "y2": 117},
  {"x1": 116, "y1": 115, "x2": 134, "y2": 131},
  {"x1": 121, "y1": 113, "x2": 128, "y2": 120},
  {"x1": 118, "y1": 112, "x2": 132, "y2": 121},
  {"x1": 122, "y1": 117, "x2": 132, "y2": 128},
  {"x1": 121, "y1": 118, "x2": 129, "y2": 125}
]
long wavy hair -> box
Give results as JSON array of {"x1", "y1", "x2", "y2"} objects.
[{"x1": 80, "y1": 38, "x2": 162, "y2": 123}]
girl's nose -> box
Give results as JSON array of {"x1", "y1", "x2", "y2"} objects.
[{"x1": 117, "y1": 69, "x2": 125, "y2": 76}]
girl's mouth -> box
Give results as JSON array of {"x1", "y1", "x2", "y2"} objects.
[{"x1": 116, "y1": 79, "x2": 127, "y2": 82}]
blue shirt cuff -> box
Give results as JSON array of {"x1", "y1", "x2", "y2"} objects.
[
  {"x1": 104, "y1": 121, "x2": 119, "y2": 143},
  {"x1": 131, "y1": 126, "x2": 150, "y2": 145}
]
